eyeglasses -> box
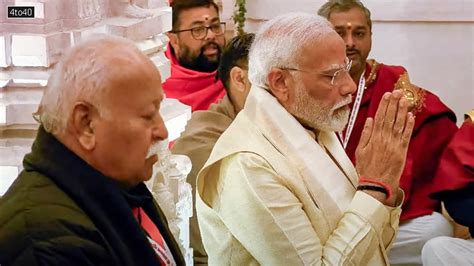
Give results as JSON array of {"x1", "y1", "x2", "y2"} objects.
[
  {"x1": 281, "y1": 58, "x2": 352, "y2": 86},
  {"x1": 171, "y1": 22, "x2": 226, "y2": 40}
]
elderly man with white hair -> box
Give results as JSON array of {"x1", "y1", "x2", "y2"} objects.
[
  {"x1": 196, "y1": 12, "x2": 415, "y2": 265},
  {"x1": 0, "y1": 36, "x2": 185, "y2": 265}
]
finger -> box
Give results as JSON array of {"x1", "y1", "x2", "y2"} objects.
[
  {"x1": 374, "y1": 92, "x2": 391, "y2": 133},
  {"x1": 358, "y1": 117, "x2": 374, "y2": 149},
  {"x1": 401, "y1": 112, "x2": 415, "y2": 148},
  {"x1": 383, "y1": 90, "x2": 403, "y2": 134},
  {"x1": 393, "y1": 97, "x2": 409, "y2": 138}
]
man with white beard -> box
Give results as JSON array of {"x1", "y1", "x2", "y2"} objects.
[{"x1": 196, "y1": 13, "x2": 415, "y2": 265}]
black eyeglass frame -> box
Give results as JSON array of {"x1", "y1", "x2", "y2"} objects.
[{"x1": 171, "y1": 22, "x2": 226, "y2": 40}]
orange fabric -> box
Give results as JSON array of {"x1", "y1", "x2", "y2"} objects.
[{"x1": 163, "y1": 44, "x2": 226, "y2": 111}]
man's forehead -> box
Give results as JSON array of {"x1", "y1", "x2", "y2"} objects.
[
  {"x1": 328, "y1": 8, "x2": 370, "y2": 28},
  {"x1": 180, "y1": 6, "x2": 219, "y2": 26}
]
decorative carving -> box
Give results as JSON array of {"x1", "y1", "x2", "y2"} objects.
[
  {"x1": 78, "y1": 0, "x2": 101, "y2": 18},
  {"x1": 112, "y1": 0, "x2": 154, "y2": 18},
  {"x1": 147, "y1": 139, "x2": 194, "y2": 266}
]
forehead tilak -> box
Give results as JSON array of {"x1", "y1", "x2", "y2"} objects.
[{"x1": 346, "y1": 22, "x2": 352, "y2": 30}]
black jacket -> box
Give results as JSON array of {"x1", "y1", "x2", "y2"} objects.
[{"x1": 0, "y1": 126, "x2": 185, "y2": 265}]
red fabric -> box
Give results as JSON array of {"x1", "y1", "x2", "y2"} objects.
[
  {"x1": 344, "y1": 63, "x2": 458, "y2": 221},
  {"x1": 133, "y1": 207, "x2": 165, "y2": 265},
  {"x1": 163, "y1": 44, "x2": 226, "y2": 111},
  {"x1": 431, "y1": 121, "x2": 474, "y2": 193}
]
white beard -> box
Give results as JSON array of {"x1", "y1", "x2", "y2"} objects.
[{"x1": 289, "y1": 78, "x2": 351, "y2": 132}]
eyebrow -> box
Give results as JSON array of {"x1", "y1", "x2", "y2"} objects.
[
  {"x1": 334, "y1": 25, "x2": 368, "y2": 30},
  {"x1": 322, "y1": 63, "x2": 345, "y2": 73},
  {"x1": 190, "y1": 17, "x2": 219, "y2": 27}
]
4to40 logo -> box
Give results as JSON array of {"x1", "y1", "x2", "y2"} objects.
[{"x1": 7, "y1": 6, "x2": 35, "y2": 18}]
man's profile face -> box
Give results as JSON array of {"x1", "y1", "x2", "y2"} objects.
[
  {"x1": 91, "y1": 59, "x2": 168, "y2": 187},
  {"x1": 171, "y1": 6, "x2": 225, "y2": 72},
  {"x1": 286, "y1": 33, "x2": 357, "y2": 132},
  {"x1": 328, "y1": 7, "x2": 372, "y2": 79}
]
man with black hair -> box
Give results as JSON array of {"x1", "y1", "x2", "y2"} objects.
[
  {"x1": 164, "y1": 0, "x2": 226, "y2": 111},
  {"x1": 172, "y1": 33, "x2": 254, "y2": 264}
]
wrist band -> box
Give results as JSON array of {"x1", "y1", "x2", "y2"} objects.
[
  {"x1": 357, "y1": 185, "x2": 389, "y2": 198},
  {"x1": 359, "y1": 177, "x2": 393, "y2": 200}
]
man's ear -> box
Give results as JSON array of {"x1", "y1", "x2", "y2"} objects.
[
  {"x1": 69, "y1": 102, "x2": 97, "y2": 151},
  {"x1": 168, "y1": 33, "x2": 180, "y2": 57},
  {"x1": 229, "y1": 66, "x2": 247, "y2": 93},
  {"x1": 267, "y1": 68, "x2": 290, "y2": 104}
]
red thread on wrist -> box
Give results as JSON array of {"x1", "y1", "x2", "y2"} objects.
[{"x1": 359, "y1": 177, "x2": 393, "y2": 201}]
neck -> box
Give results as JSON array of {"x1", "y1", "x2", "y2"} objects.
[{"x1": 351, "y1": 68, "x2": 365, "y2": 85}]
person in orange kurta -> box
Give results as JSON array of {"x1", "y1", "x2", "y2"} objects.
[
  {"x1": 318, "y1": 1, "x2": 458, "y2": 265},
  {"x1": 164, "y1": 0, "x2": 226, "y2": 111}
]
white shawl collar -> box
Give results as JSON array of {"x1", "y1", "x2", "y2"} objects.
[{"x1": 243, "y1": 85, "x2": 359, "y2": 227}]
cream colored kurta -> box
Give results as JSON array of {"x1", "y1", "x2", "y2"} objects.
[{"x1": 196, "y1": 86, "x2": 403, "y2": 265}]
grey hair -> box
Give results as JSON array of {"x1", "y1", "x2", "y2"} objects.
[
  {"x1": 36, "y1": 35, "x2": 141, "y2": 135},
  {"x1": 248, "y1": 12, "x2": 334, "y2": 87},
  {"x1": 318, "y1": 0, "x2": 372, "y2": 29}
]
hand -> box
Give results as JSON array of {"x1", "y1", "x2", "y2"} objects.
[{"x1": 355, "y1": 90, "x2": 415, "y2": 205}]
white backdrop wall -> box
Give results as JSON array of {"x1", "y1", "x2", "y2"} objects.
[{"x1": 222, "y1": 0, "x2": 474, "y2": 124}]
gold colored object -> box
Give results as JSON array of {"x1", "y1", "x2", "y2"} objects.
[
  {"x1": 365, "y1": 59, "x2": 379, "y2": 89},
  {"x1": 393, "y1": 72, "x2": 426, "y2": 114},
  {"x1": 465, "y1": 109, "x2": 474, "y2": 122}
]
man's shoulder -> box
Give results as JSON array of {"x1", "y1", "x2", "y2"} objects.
[
  {"x1": 370, "y1": 60, "x2": 407, "y2": 81},
  {"x1": 0, "y1": 172, "x2": 105, "y2": 264},
  {"x1": 172, "y1": 109, "x2": 233, "y2": 153},
  {"x1": 203, "y1": 113, "x2": 289, "y2": 178},
  {"x1": 369, "y1": 60, "x2": 455, "y2": 120}
]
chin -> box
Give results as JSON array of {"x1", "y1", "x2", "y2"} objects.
[{"x1": 331, "y1": 110, "x2": 350, "y2": 131}]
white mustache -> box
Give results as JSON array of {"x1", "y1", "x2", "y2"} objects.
[
  {"x1": 332, "y1": 96, "x2": 353, "y2": 110},
  {"x1": 146, "y1": 141, "x2": 163, "y2": 159}
]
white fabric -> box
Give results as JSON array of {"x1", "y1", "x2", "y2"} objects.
[
  {"x1": 422, "y1": 237, "x2": 474, "y2": 266},
  {"x1": 244, "y1": 86, "x2": 359, "y2": 226},
  {"x1": 196, "y1": 85, "x2": 404, "y2": 265},
  {"x1": 388, "y1": 212, "x2": 453, "y2": 265}
]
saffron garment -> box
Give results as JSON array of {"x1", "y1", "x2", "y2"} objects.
[
  {"x1": 431, "y1": 120, "x2": 474, "y2": 193},
  {"x1": 162, "y1": 45, "x2": 226, "y2": 111},
  {"x1": 343, "y1": 60, "x2": 458, "y2": 221},
  {"x1": 430, "y1": 118, "x2": 474, "y2": 235}
]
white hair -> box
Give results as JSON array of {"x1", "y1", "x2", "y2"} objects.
[
  {"x1": 248, "y1": 12, "x2": 334, "y2": 87},
  {"x1": 37, "y1": 35, "x2": 142, "y2": 135}
]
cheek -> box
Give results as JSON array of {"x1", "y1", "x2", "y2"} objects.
[
  {"x1": 181, "y1": 39, "x2": 202, "y2": 54},
  {"x1": 216, "y1": 36, "x2": 226, "y2": 47}
]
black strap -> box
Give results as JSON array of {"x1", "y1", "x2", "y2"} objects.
[{"x1": 357, "y1": 185, "x2": 389, "y2": 198}]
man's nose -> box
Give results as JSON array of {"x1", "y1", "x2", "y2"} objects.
[
  {"x1": 153, "y1": 115, "x2": 168, "y2": 141},
  {"x1": 205, "y1": 27, "x2": 216, "y2": 41},
  {"x1": 345, "y1": 34, "x2": 355, "y2": 49},
  {"x1": 340, "y1": 72, "x2": 357, "y2": 95}
]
